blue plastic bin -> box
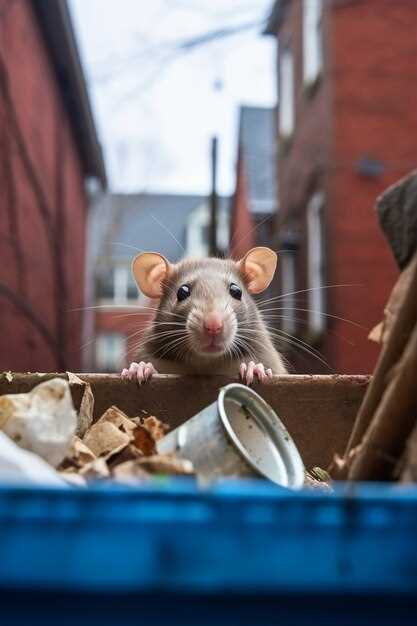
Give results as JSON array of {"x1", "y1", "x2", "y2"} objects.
[{"x1": 0, "y1": 479, "x2": 417, "y2": 625}]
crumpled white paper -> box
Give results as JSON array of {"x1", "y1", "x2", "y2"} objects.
[{"x1": 0, "y1": 378, "x2": 77, "y2": 467}]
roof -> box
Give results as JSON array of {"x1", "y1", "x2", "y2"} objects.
[
  {"x1": 238, "y1": 106, "x2": 278, "y2": 214},
  {"x1": 263, "y1": 0, "x2": 289, "y2": 35},
  {"x1": 31, "y1": 0, "x2": 106, "y2": 187},
  {"x1": 90, "y1": 193, "x2": 230, "y2": 267}
]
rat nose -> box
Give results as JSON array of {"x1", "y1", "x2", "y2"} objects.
[{"x1": 204, "y1": 311, "x2": 223, "y2": 336}]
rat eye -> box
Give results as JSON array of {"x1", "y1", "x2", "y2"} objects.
[
  {"x1": 229, "y1": 283, "x2": 242, "y2": 300},
  {"x1": 177, "y1": 284, "x2": 191, "y2": 302}
]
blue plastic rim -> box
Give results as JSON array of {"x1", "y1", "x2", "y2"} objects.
[{"x1": 0, "y1": 479, "x2": 417, "y2": 597}]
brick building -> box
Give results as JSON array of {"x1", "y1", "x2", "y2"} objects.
[
  {"x1": 88, "y1": 193, "x2": 229, "y2": 372},
  {"x1": 0, "y1": 0, "x2": 105, "y2": 372},
  {"x1": 265, "y1": 0, "x2": 416, "y2": 374},
  {"x1": 230, "y1": 106, "x2": 278, "y2": 260}
]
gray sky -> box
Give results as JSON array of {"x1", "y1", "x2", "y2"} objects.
[{"x1": 70, "y1": 0, "x2": 276, "y2": 195}]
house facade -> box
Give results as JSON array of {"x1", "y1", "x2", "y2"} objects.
[
  {"x1": 265, "y1": 0, "x2": 416, "y2": 374},
  {"x1": 88, "y1": 193, "x2": 230, "y2": 372},
  {"x1": 231, "y1": 106, "x2": 278, "y2": 260},
  {"x1": 0, "y1": 0, "x2": 105, "y2": 372}
]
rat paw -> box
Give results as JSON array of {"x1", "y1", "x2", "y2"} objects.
[
  {"x1": 121, "y1": 361, "x2": 158, "y2": 384},
  {"x1": 239, "y1": 361, "x2": 273, "y2": 385}
]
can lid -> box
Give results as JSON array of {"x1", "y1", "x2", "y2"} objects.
[{"x1": 218, "y1": 384, "x2": 305, "y2": 489}]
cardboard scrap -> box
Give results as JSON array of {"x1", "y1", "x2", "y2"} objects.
[
  {"x1": 107, "y1": 444, "x2": 142, "y2": 468},
  {"x1": 83, "y1": 421, "x2": 130, "y2": 459},
  {"x1": 96, "y1": 405, "x2": 137, "y2": 436},
  {"x1": 112, "y1": 460, "x2": 150, "y2": 484},
  {"x1": 138, "y1": 415, "x2": 169, "y2": 442},
  {"x1": 67, "y1": 372, "x2": 94, "y2": 437},
  {"x1": 79, "y1": 458, "x2": 110, "y2": 480},
  {"x1": 136, "y1": 454, "x2": 194, "y2": 475},
  {"x1": 60, "y1": 436, "x2": 96, "y2": 470}
]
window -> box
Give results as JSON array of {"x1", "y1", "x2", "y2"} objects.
[
  {"x1": 97, "y1": 266, "x2": 139, "y2": 303},
  {"x1": 185, "y1": 202, "x2": 229, "y2": 258},
  {"x1": 307, "y1": 192, "x2": 325, "y2": 335},
  {"x1": 95, "y1": 333, "x2": 126, "y2": 372},
  {"x1": 280, "y1": 252, "x2": 297, "y2": 335},
  {"x1": 303, "y1": 0, "x2": 323, "y2": 85},
  {"x1": 279, "y1": 46, "x2": 295, "y2": 137}
]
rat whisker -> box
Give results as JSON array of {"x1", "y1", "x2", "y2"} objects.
[
  {"x1": 255, "y1": 283, "x2": 363, "y2": 307},
  {"x1": 150, "y1": 213, "x2": 185, "y2": 252},
  {"x1": 259, "y1": 313, "x2": 355, "y2": 347},
  {"x1": 239, "y1": 330, "x2": 331, "y2": 370},
  {"x1": 257, "y1": 308, "x2": 364, "y2": 329},
  {"x1": 143, "y1": 330, "x2": 185, "y2": 341},
  {"x1": 238, "y1": 326, "x2": 331, "y2": 369},
  {"x1": 68, "y1": 304, "x2": 184, "y2": 320},
  {"x1": 233, "y1": 335, "x2": 258, "y2": 363},
  {"x1": 155, "y1": 335, "x2": 189, "y2": 360},
  {"x1": 68, "y1": 304, "x2": 145, "y2": 312},
  {"x1": 111, "y1": 241, "x2": 144, "y2": 253}
]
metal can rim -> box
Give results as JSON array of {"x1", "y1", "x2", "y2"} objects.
[{"x1": 217, "y1": 383, "x2": 305, "y2": 488}]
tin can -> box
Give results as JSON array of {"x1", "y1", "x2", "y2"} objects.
[{"x1": 157, "y1": 383, "x2": 305, "y2": 488}]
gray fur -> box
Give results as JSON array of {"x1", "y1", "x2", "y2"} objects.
[{"x1": 137, "y1": 257, "x2": 287, "y2": 375}]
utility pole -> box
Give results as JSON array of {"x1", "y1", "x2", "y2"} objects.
[{"x1": 209, "y1": 136, "x2": 218, "y2": 257}]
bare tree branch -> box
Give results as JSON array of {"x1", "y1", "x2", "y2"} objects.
[
  {"x1": 0, "y1": 282, "x2": 58, "y2": 355},
  {"x1": 0, "y1": 123, "x2": 25, "y2": 293}
]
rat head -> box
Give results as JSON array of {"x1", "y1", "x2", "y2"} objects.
[{"x1": 132, "y1": 247, "x2": 277, "y2": 361}]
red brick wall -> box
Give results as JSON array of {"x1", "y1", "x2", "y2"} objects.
[
  {"x1": 0, "y1": 0, "x2": 88, "y2": 372},
  {"x1": 326, "y1": 0, "x2": 415, "y2": 373},
  {"x1": 230, "y1": 152, "x2": 256, "y2": 259},
  {"x1": 274, "y1": 0, "x2": 414, "y2": 374}
]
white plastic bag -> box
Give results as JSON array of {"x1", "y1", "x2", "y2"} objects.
[{"x1": 0, "y1": 432, "x2": 66, "y2": 486}]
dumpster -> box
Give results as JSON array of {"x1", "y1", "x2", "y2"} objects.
[{"x1": 1, "y1": 372, "x2": 417, "y2": 625}]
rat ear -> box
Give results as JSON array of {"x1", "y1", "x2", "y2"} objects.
[
  {"x1": 237, "y1": 247, "x2": 277, "y2": 294},
  {"x1": 131, "y1": 252, "x2": 171, "y2": 299}
]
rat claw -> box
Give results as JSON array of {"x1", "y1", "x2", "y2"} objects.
[
  {"x1": 121, "y1": 361, "x2": 158, "y2": 384},
  {"x1": 120, "y1": 361, "x2": 139, "y2": 381},
  {"x1": 143, "y1": 362, "x2": 157, "y2": 381},
  {"x1": 246, "y1": 361, "x2": 256, "y2": 386},
  {"x1": 254, "y1": 363, "x2": 267, "y2": 383},
  {"x1": 239, "y1": 361, "x2": 272, "y2": 385}
]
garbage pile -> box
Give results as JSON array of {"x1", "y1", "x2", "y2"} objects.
[
  {"x1": 0, "y1": 375, "x2": 193, "y2": 487},
  {"x1": 0, "y1": 372, "x2": 332, "y2": 490}
]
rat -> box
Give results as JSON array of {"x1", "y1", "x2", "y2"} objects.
[{"x1": 121, "y1": 246, "x2": 288, "y2": 385}]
